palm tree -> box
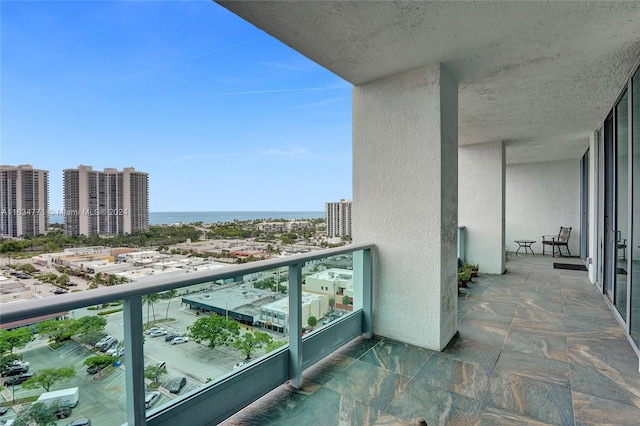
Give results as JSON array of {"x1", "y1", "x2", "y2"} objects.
[
  {"x1": 142, "y1": 293, "x2": 161, "y2": 324},
  {"x1": 164, "y1": 289, "x2": 178, "y2": 320}
]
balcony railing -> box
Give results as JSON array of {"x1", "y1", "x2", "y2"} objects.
[{"x1": 1, "y1": 243, "x2": 374, "y2": 425}]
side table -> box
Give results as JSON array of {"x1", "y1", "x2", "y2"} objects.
[{"x1": 515, "y1": 240, "x2": 536, "y2": 256}]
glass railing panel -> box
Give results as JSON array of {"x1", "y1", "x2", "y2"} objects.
[
  {"x1": 3, "y1": 297, "x2": 128, "y2": 426},
  {"x1": 141, "y1": 274, "x2": 293, "y2": 410},
  {"x1": 300, "y1": 253, "x2": 355, "y2": 336}
]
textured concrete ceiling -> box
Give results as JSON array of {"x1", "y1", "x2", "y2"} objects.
[{"x1": 216, "y1": 1, "x2": 640, "y2": 164}]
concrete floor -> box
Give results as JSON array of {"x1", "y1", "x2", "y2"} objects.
[{"x1": 220, "y1": 254, "x2": 640, "y2": 425}]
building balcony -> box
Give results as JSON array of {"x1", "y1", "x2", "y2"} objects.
[
  {"x1": 222, "y1": 254, "x2": 640, "y2": 425},
  {"x1": 2, "y1": 247, "x2": 639, "y2": 425}
]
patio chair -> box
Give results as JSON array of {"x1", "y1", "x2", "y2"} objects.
[{"x1": 542, "y1": 227, "x2": 572, "y2": 257}]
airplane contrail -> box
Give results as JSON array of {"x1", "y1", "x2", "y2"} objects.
[
  {"x1": 79, "y1": 38, "x2": 261, "y2": 91},
  {"x1": 210, "y1": 87, "x2": 346, "y2": 96}
]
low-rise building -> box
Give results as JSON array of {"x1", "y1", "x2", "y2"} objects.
[{"x1": 304, "y1": 268, "x2": 353, "y2": 300}]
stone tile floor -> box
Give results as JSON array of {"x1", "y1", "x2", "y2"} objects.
[{"x1": 220, "y1": 255, "x2": 640, "y2": 425}]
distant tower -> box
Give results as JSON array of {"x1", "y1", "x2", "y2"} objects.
[
  {"x1": 325, "y1": 199, "x2": 352, "y2": 238},
  {"x1": 63, "y1": 165, "x2": 149, "y2": 236},
  {"x1": 0, "y1": 164, "x2": 49, "y2": 237}
]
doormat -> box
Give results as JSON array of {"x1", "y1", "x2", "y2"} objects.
[{"x1": 553, "y1": 263, "x2": 588, "y2": 271}]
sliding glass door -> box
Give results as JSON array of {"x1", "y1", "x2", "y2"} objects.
[
  {"x1": 615, "y1": 90, "x2": 629, "y2": 320},
  {"x1": 630, "y1": 68, "x2": 640, "y2": 346}
]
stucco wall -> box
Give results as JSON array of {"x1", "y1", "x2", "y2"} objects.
[
  {"x1": 506, "y1": 160, "x2": 581, "y2": 257},
  {"x1": 459, "y1": 141, "x2": 505, "y2": 274}
]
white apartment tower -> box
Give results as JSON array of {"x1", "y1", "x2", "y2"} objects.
[
  {"x1": 0, "y1": 165, "x2": 49, "y2": 237},
  {"x1": 63, "y1": 165, "x2": 149, "y2": 236},
  {"x1": 325, "y1": 199, "x2": 352, "y2": 238}
]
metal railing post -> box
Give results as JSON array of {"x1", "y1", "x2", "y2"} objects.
[
  {"x1": 288, "y1": 263, "x2": 303, "y2": 389},
  {"x1": 123, "y1": 295, "x2": 146, "y2": 425},
  {"x1": 362, "y1": 248, "x2": 373, "y2": 338}
]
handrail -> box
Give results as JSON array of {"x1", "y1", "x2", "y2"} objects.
[{"x1": 0, "y1": 243, "x2": 374, "y2": 324}]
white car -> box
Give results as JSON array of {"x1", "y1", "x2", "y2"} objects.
[
  {"x1": 106, "y1": 345, "x2": 125, "y2": 358},
  {"x1": 145, "y1": 327, "x2": 165, "y2": 335},
  {"x1": 149, "y1": 330, "x2": 167, "y2": 338},
  {"x1": 170, "y1": 336, "x2": 188, "y2": 345},
  {"x1": 94, "y1": 335, "x2": 113, "y2": 348},
  {"x1": 233, "y1": 361, "x2": 248, "y2": 370},
  {"x1": 145, "y1": 391, "x2": 161, "y2": 409},
  {"x1": 11, "y1": 360, "x2": 30, "y2": 368}
]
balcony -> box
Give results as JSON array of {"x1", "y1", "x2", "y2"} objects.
[
  {"x1": 3, "y1": 248, "x2": 639, "y2": 424},
  {"x1": 0, "y1": 244, "x2": 373, "y2": 425},
  {"x1": 222, "y1": 254, "x2": 640, "y2": 425}
]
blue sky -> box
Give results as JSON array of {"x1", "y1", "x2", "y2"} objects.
[{"x1": 1, "y1": 1, "x2": 352, "y2": 212}]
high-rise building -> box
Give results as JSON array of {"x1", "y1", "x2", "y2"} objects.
[
  {"x1": 63, "y1": 165, "x2": 149, "y2": 236},
  {"x1": 0, "y1": 165, "x2": 49, "y2": 237},
  {"x1": 325, "y1": 199, "x2": 352, "y2": 238}
]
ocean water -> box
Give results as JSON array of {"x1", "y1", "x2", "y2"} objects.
[{"x1": 49, "y1": 211, "x2": 324, "y2": 225}]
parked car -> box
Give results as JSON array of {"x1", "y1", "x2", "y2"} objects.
[
  {"x1": 164, "y1": 376, "x2": 186, "y2": 394},
  {"x1": 106, "y1": 344, "x2": 124, "y2": 357},
  {"x1": 86, "y1": 364, "x2": 108, "y2": 374},
  {"x1": 233, "y1": 361, "x2": 247, "y2": 370},
  {"x1": 170, "y1": 336, "x2": 188, "y2": 345},
  {"x1": 1, "y1": 365, "x2": 28, "y2": 377},
  {"x1": 145, "y1": 327, "x2": 165, "y2": 335},
  {"x1": 154, "y1": 361, "x2": 166, "y2": 370},
  {"x1": 11, "y1": 360, "x2": 30, "y2": 369},
  {"x1": 164, "y1": 334, "x2": 182, "y2": 342},
  {"x1": 99, "y1": 338, "x2": 119, "y2": 352},
  {"x1": 55, "y1": 404, "x2": 72, "y2": 419},
  {"x1": 66, "y1": 419, "x2": 91, "y2": 426},
  {"x1": 3, "y1": 372, "x2": 34, "y2": 386},
  {"x1": 145, "y1": 391, "x2": 161, "y2": 409},
  {"x1": 94, "y1": 335, "x2": 112, "y2": 348},
  {"x1": 148, "y1": 330, "x2": 167, "y2": 338},
  {"x1": 0, "y1": 407, "x2": 8, "y2": 415},
  {"x1": 53, "y1": 288, "x2": 68, "y2": 294}
]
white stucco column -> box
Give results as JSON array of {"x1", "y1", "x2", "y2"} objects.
[
  {"x1": 353, "y1": 64, "x2": 458, "y2": 351},
  {"x1": 458, "y1": 141, "x2": 505, "y2": 274}
]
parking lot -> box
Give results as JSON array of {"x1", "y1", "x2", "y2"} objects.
[
  {"x1": 3, "y1": 297, "x2": 286, "y2": 425},
  {"x1": 3, "y1": 341, "x2": 174, "y2": 425}
]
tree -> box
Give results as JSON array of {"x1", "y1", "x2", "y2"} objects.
[
  {"x1": 0, "y1": 353, "x2": 23, "y2": 372},
  {"x1": 14, "y1": 401, "x2": 61, "y2": 426},
  {"x1": 0, "y1": 328, "x2": 34, "y2": 354},
  {"x1": 22, "y1": 367, "x2": 76, "y2": 392},
  {"x1": 164, "y1": 289, "x2": 179, "y2": 320},
  {"x1": 92, "y1": 272, "x2": 106, "y2": 286},
  {"x1": 307, "y1": 316, "x2": 317, "y2": 330},
  {"x1": 265, "y1": 340, "x2": 287, "y2": 353},
  {"x1": 83, "y1": 355, "x2": 117, "y2": 370},
  {"x1": 20, "y1": 263, "x2": 37, "y2": 274},
  {"x1": 232, "y1": 331, "x2": 272, "y2": 360},
  {"x1": 83, "y1": 355, "x2": 117, "y2": 377},
  {"x1": 187, "y1": 315, "x2": 240, "y2": 349},
  {"x1": 106, "y1": 274, "x2": 119, "y2": 286},
  {"x1": 74, "y1": 315, "x2": 107, "y2": 336},
  {"x1": 144, "y1": 365, "x2": 166, "y2": 387},
  {"x1": 35, "y1": 318, "x2": 77, "y2": 343},
  {"x1": 342, "y1": 295, "x2": 351, "y2": 309},
  {"x1": 328, "y1": 297, "x2": 335, "y2": 313},
  {"x1": 56, "y1": 274, "x2": 70, "y2": 287},
  {"x1": 142, "y1": 293, "x2": 161, "y2": 323}
]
